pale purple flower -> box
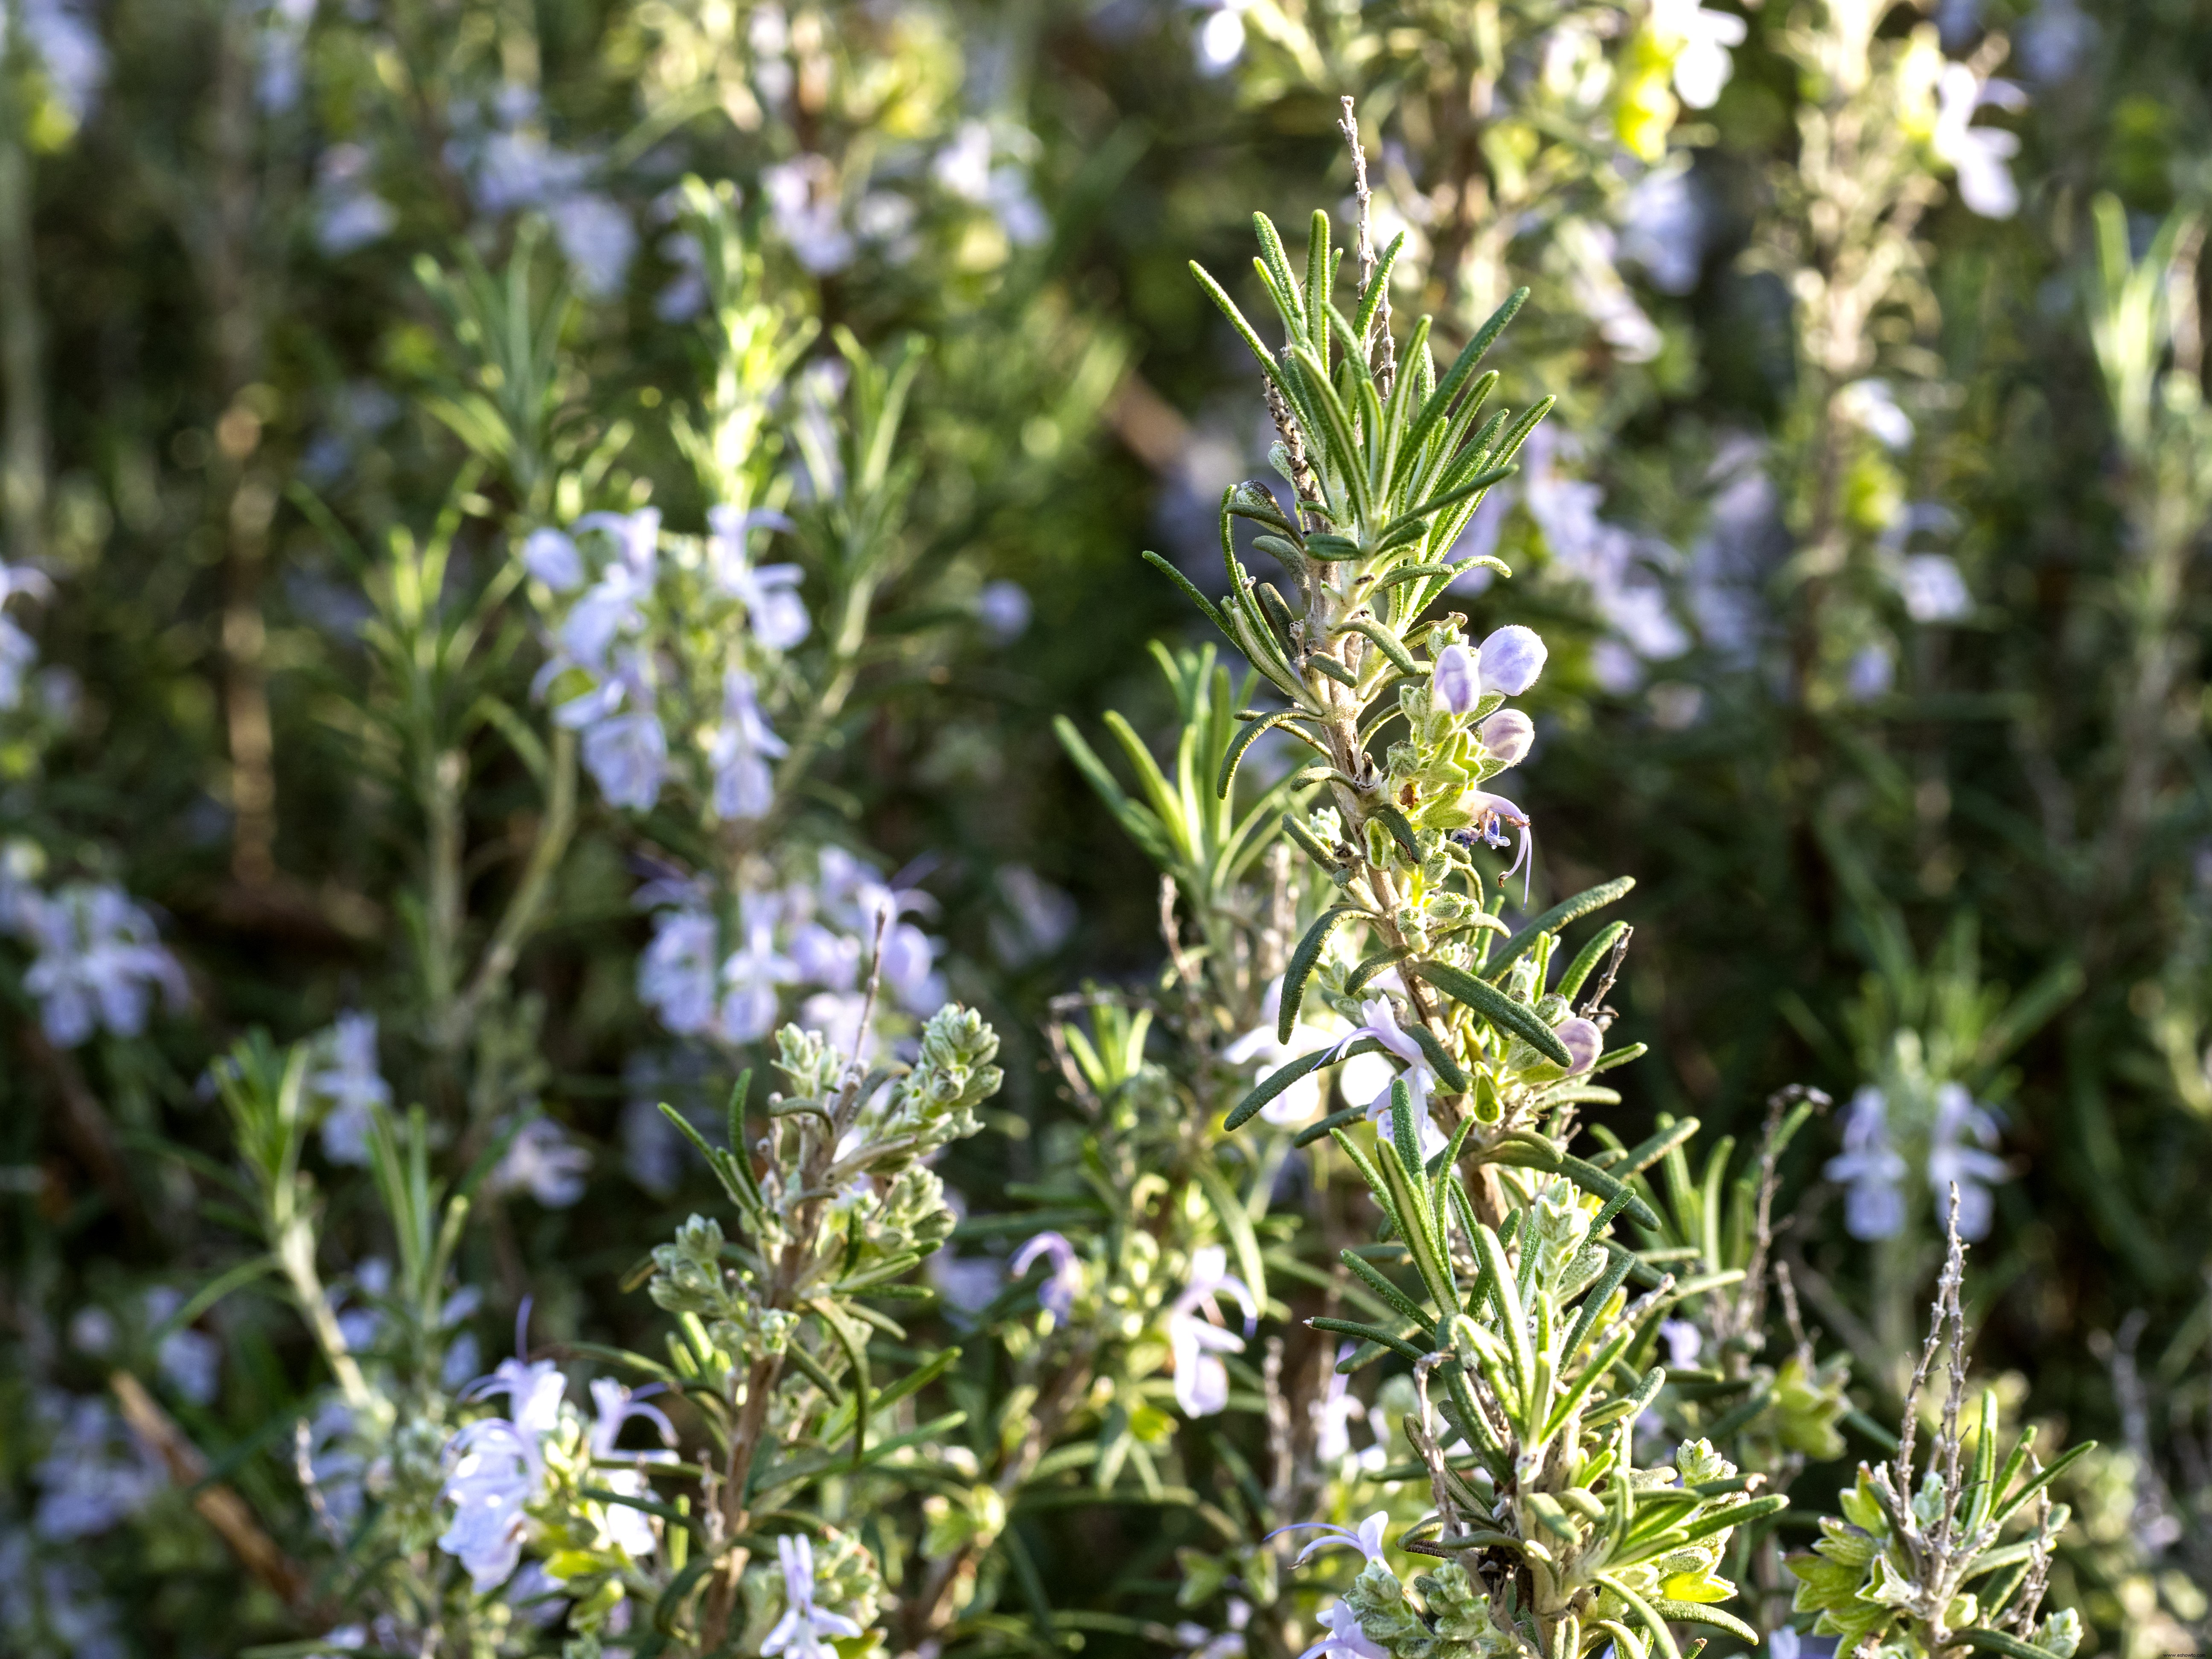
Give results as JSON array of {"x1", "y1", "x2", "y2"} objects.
[
  {"x1": 878, "y1": 918, "x2": 944, "y2": 1014},
  {"x1": 1477, "y1": 625, "x2": 1547, "y2": 696},
  {"x1": 1268, "y1": 1511, "x2": 1389, "y2": 1569},
  {"x1": 1934, "y1": 64, "x2": 2026, "y2": 220},
  {"x1": 1927, "y1": 1082, "x2": 2008, "y2": 1240},
  {"x1": 720, "y1": 920, "x2": 797, "y2": 1043},
  {"x1": 976, "y1": 579, "x2": 1032, "y2": 643},
  {"x1": 14, "y1": 0, "x2": 108, "y2": 126},
  {"x1": 1899, "y1": 554, "x2": 1971, "y2": 623},
  {"x1": 640, "y1": 908, "x2": 720, "y2": 1036},
  {"x1": 312, "y1": 1011, "x2": 390, "y2": 1167},
  {"x1": 312, "y1": 145, "x2": 397, "y2": 256},
  {"x1": 522, "y1": 528, "x2": 585, "y2": 593},
  {"x1": 1620, "y1": 165, "x2": 1708, "y2": 296},
  {"x1": 1296, "y1": 1599, "x2": 1388, "y2": 1659},
  {"x1": 1166, "y1": 1246, "x2": 1260, "y2": 1417},
  {"x1": 31, "y1": 1394, "x2": 160, "y2": 1540},
  {"x1": 1555, "y1": 1016, "x2": 1603, "y2": 1076},
  {"x1": 1327, "y1": 998, "x2": 1444, "y2": 1156},
  {"x1": 1225, "y1": 975, "x2": 1345, "y2": 1127},
  {"x1": 144, "y1": 1289, "x2": 221, "y2": 1406},
  {"x1": 788, "y1": 921, "x2": 862, "y2": 990},
  {"x1": 1431, "y1": 643, "x2": 1479, "y2": 713},
  {"x1": 760, "y1": 1534, "x2": 864, "y2": 1659},
  {"x1": 1845, "y1": 642, "x2": 1895, "y2": 702},
  {"x1": 1462, "y1": 791, "x2": 1534, "y2": 900},
  {"x1": 548, "y1": 192, "x2": 636, "y2": 299},
  {"x1": 711, "y1": 669, "x2": 787, "y2": 822},
  {"x1": 1825, "y1": 1087, "x2": 1907, "y2": 1241},
  {"x1": 492, "y1": 1120, "x2": 591, "y2": 1208},
  {"x1": 1477, "y1": 708, "x2": 1534, "y2": 766},
  {"x1": 440, "y1": 1359, "x2": 566, "y2": 1591},
  {"x1": 1658, "y1": 1318, "x2": 1703, "y2": 1369},
  {"x1": 581, "y1": 708, "x2": 669, "y2": 812},
  {"x1": 707, "y1": 505, "x2": 809, "y2": 649},
  {"x1": 1011, "y1": 1231, "x2": 1083, "y2": 1322},
  {"x1": 2020, "y1": 0, "x2": 2095, "y2": 83},
  {"x1": 12, "y1": 883, "x2": 188, "y2": 1047}
]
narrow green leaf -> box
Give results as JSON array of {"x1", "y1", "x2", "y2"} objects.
[
  {"x1": 1397, "y1": 289, "x2": 1528, "y2": 485},
  {"x1": 1281, "y1": 905, "x2": 1365, "y2": 1040},
  {"x1": 1194, "y1": 1158, "x2": 1268, "y2": 1311},
  {"x1": 1309, "y1": 1316, "x2": 1426, "y2": 1363},
  {"x1": 1371, "y1": 802, "x2": 1422, "y2": 863},
  {"x1": 1488, "y1": 877, "x2": 1637, "y2": 979},
  {"x1": 1556, "y1": 921, "x2": 1628, "y2": 1000},
  {"x1": 1409, "y1": 959, "x2": 1572, "y2": 1067},
  {"x1": 1217, "y1": 709, "x2": 1298, "y2": 799},
  {"x1": 1225, "y1": 1038, "x2": 1384, "y2": 1129},
  {"x1": 1404, "y1": 1022, "x2": 1468, "y2": 1092},
  {"x1": 1142, "y1": 548, "x2": 1229, "y2": 634}
]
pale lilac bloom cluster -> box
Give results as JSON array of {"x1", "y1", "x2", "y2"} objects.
[
  {"x1": 4, "y1": 0, "x2": 107, "y2": 127},
  {"x1": 0, "y1": 1526, "x2": 127, "y2": 1659},
  {"x1": 526, "y1": 506, "x2": 805, "y2": 818},
  {"x1": 446, "y1": 85, "x2": 637, "y2": 297},
  {"x1": 1824, "y1": 1086, "x2": 1909, "y2": 1240},
  {"x1": 637, "y1": 849, "x2": 945, "y2": 1049},
  {"x1": 438, "y1": 1358, "x2": 570, "y2": 1591},
  {"x1": 6, "y1": 881, "x2": 187, "y2": 1047},
  {"x1": 310, "y1": 1011, "x2": 391, "y2": 1166},
  {"x1": 931, "y1": 121, "x2": 1049, "y2": 247},
  {"x1": 1166, "y1": 1246, "x2": 1260, "y2": 1417},
  {"x1": 29, "y1": 1393, "x2": 161, "y2": 1541},
  {"x1": 1310, "y1": 1348, "x2": 1386, "y2": 1473},
  {"x1": 586, "y1": 1380, "x2": 678, "y2": 1560}
]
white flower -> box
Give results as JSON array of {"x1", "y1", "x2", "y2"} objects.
[
  {"x1": 311, "y1": 1011, "x2": 390, "y2": 1167},
  {"x1": 492, "y1": 1120, "x2": 591, "y2": 1208},
  {"x1": 1267, "y1": 1511, "x2": 1389, "y2": 1568},
  {"x1": 1165, "y1": 1246, "x2": 1259, "y2": 1418},
  {"x1": 1225, "y1": 975, "x2": 1347, "y2": 1128},
  {"x1": 1825, "y1": 1086, "x2": 1907, "y2": 1240},
  {"x1": 1190, "y1": 0, "x2": 1249, "y2": 74},
  {"x1": 1837, "y1": 378, "x2": 1915, "y2": 451},
  {"x1": 11, "y1": 883, "x2": 188, "y2": 1047},
  {"x1": 439, "y1": 1360, "x2": 567, "y2": 1591},
  {"x1": 760, "y1": 1534, "x2": 865, "y2": 1659},
  {"x1": 1933, "y1": 64, "x2": 2026, "y2": 220},
  {"x1": 789, "y1": 920, "x2": 862, "y2": 990},
  {"x1": 710, "y1": 668, "x2": 788, "y2": 822},
  {"x1": 1898, "y1": 554, "x2": 1971, "y2": 623},
  {"x1": 1653, "y1": 0, "x2": 1747, "y2": 110},
  {"x1": 1927, "y1": 1082, "x2": 2008, "y2": 1240},
  {"x1": 1011, "y1": 1231, "x2": 1083, "y2": 1322},
  {"x1": 1309, "y1": 1353, "x2": 1368, "y2": 1464},
  {"x1": 585, "y1": 1380, "x2": 676, "y2": 1562}
]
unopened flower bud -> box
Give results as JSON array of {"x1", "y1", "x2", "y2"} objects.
[
  {"x1": 1432, "y1": 643, "x2": 1479, "y2": 714},
  {"x1": 1555, "y1": 1016, "x2": 1603, "y2": 1076},
  {"x1": 1477, "y1": 708, "x2": 1534, "y2": 766},
  {"x1": 1479, "y1": 625, "x2": 1547, "y2": 696}
]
